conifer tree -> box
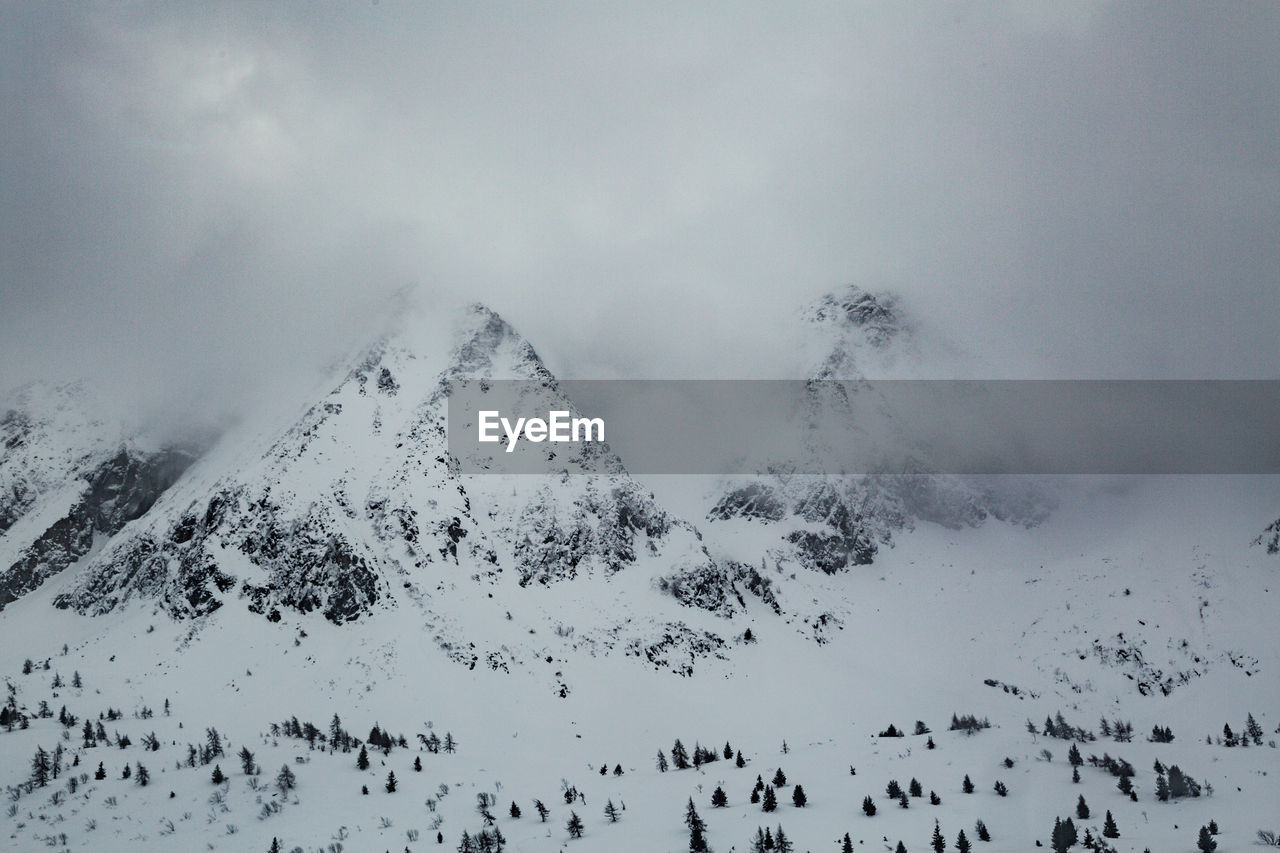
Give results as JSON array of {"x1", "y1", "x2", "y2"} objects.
[
  {"x1": 357, "y1": 744, "x2": 370, "y2": 771},
  {"x1": 792, "y1": 784, "x2": 806, "y2": 807},
  {"x1": 772, "y1": 767, "x2": 787, "y2": 787},
  {"x1": 956, "y1": 828, "x2": 971, "y2": 853},
  {"x1": 276, "y1": 763, "x2": 296, "y2": 795},
  {"x1": 975, "y1": 819, "x2": 990, "y2": 842},
  {"x1": 862, "y1": 795, "x2": 876, "y2": 816},
  {"x1": 534, "y1": 799, "x2": 549, "y2": 822},
  {"x1": 1197, "y1": 825, "x2": 1216, "y2": 852},
  {"x1": 899, "y1": 792, "x2": 909, "y2": 808},
  {"x1": 268, "y1": 838, "x2": 282, "y2": 853},
  {"x1": 762, "y1": 785, "x2": 777, "y2": 812},
  {"x1": 736, "y1": 750, "x2": 745, "y2": 768},
  {"x1": 135, "y1": 763, "x2": 149, "y2": 786},
  {"x1": 94, "y1": 761, "x2": 105, "y2": 781},
  {"x1": 932, "y1": 820, "x2": 946, "y2": 853},
  {"x1": 930, "y1": 790, "x2": 941, "y2": 805},
  {"x1": 672, "y1": 739, "x2": 690, "y2": 770},
  {"x1": 1051, "y1": 817, "x2": 1077, "y2": 853},
  {"x1": 657, "y1": 750, "x2": 669, "y2": 772},
  {"x1": 909, "y1": 778, "x2": 923, "y2": 797},
  {"x1": 211, "y1": 764, "x2": 224, "y2": 784},
  {"x1": 962, "y1": 774, "x2": 974, "y2": 794},
  {"x1": 414, "y1": 754, "x2": 422, "y2": 772},
  {"x1": 1076, "y1": 794, "x2": 1089, "y2": 819},
  {"x1": 566, "y1": 811, "x2": 584, "y2": 839},
  {"x1": 774, "y1": 825, "x2": 793, "y2": 853},
  {"x1": 385, "y1": 770, "x2": 397, "y2": 792},
  {"x1": 30, "y1": 746, "x2": 50, "y2": 787},
  {"x1": 1102, "y1": 810, "x2": 1119, "y2": 839},
  {"x1": 604, "y1": 799, "x2": 619, "y2": 822},
  {"x1": 711, "y1": 786, "x2": 727, "y2": 807},
  {"x1": 239, "y1": 746, "x2": 255, "y2": 775},
  {"x1": 842, "y1": 833, "x2": 853, "y2": 853}
]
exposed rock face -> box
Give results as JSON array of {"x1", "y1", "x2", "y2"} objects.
[
  {"x1": 1, "y1": 381, "x2": 197, "y2": 611},
  {"x1": 0, "y1": 448, "x2": 194, "y2": 611},
  {"x1": 1254, "y1": 518, "x2": 1280, "y2": 554}
]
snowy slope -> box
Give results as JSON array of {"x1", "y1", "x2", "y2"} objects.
[{"x1": 0, "y1": 475, "x2": 1277, "y2": 853}]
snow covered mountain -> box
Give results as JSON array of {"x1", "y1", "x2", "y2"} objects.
[
  {"x1": 1, "y1": 300, "x2": 1277, "y2": 853},
  {"x1": 705, "y1": 286, "x2": 1055, "y2": 576},
  {"x1": 50, "y1": 304, "x2": 748, "y2": 676},
  {"x1": 0, "y1": 383, "x2": 194, "y2": 612}
]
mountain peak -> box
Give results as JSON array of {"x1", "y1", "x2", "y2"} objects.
[{"x1": 805, "y1": 286, "x2": 906, "y2": 349}]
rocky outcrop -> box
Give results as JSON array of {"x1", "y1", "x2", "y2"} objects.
[{"x1": 1, "y1": 447, "x2": 193, "y2": 610}]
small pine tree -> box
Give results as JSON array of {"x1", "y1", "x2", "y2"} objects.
[
  {"x1": 962, "y1": 774, "x2": 974, "y2": 793},
  {"x1": 792, "y1": 784, "x2": 806, "y2": 807},
  {"x1": 1197, "y1": 825, "x2": 1217, "y2": 853},
  {"x1": 566, "y1": 811, "x2": 584, "y2": 839},
  {"x1": 774, "y1": 825, "x2": 793, "y2": 853},
  {"x1": 672, "y1": 739, "x2": 690, "y2": 770},
  {"x1": 993, "y1": 780, "x2": 1007, "y2": 797},
  {"x1": 711, "y1": 786, "x2": 727, "y2": 807},
  {"x1": 268, "y1": 838, "x2": 282, "y2": 853},
  {"x1": 1076, "y1": 794, "x2": 1089, "y2": 820},
  {"x1": 762, "y1": 785, "x2": 777, "y2": 812},
  {"x1": 604, "y1": 799, "x2": 619, "y2": 822},
  {"x1": 535, "y1": 799, "x2": 549, "y2": 822},
  {"x1": 509, "y1": 801, "x2": 521, "y2": 818},
  {"x1": 773, "y1": 767, "x2": 787, "y2": 787},
  {"x1": 930, "y1": 790, "x2": 941, "y2": 805},
  {"x1": 1072, "y1": 766, "x2": 1080, "y2": 784},
  {"x1": 414, "y1": 755, "x2": 422, "y2": 772},
  {"x1": 909, "y1": 778, "x2": 923, "y2": 797},
  {"x1": 842, "y1": 833, "x2": 854, "y2": 853},
  {"x1": 276, "y1": 764, "x2": 296, "y2": 795},
  {"x1": 899, "y1": 792, "x2": 909, "y2": 809},
  {"x1": 975, "y1": 819, "x2": 990, "y2": 842},
  {"x1": 896, "y1": 843, "x2": 907, "y2": 853},
  {"x1": 932, "y1": 820, "x2": 946, "y2": 853},
  {"x1": 94, "y1": 761, "x2": 105, "y2": 781},
  {"x1": 1102, "y1": 810, "x2": 1119, "y2": 839},
  {"x1": 956, "y1": 828, "x2": 971, "y2": 853},
  {"x1": 385, "y1": 770, "x2": 397, "y2": 792},
  {"x1": 211, "y1": 764, "x2": 224, "y2": 784},
  {"x1": 239, "y1": 746, "x2": 255, "y2": 775},
  {"x1": 357, "y1": 744, "x2": 369, "y2": 770},
  {"x1": 862, "y1": 795, "x2": 876, "y2": 816},
  {"x1": 136, "y1": 763, "x2": 149, "y2": 786},
  {"x1": 750, "y1": 787, "x2": 761, "y2": 804},
  {"x1": 736, "y1": 750, "x2": 745, "y2": 768}
]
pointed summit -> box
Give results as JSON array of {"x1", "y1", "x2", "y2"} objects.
[{"x1": 806, "y1": 286, "x2": 906, "y2": 349}]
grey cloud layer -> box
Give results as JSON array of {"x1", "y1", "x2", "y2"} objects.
[{"x1": 2, "y1": 2, "x2": 1276, "y2": 430}]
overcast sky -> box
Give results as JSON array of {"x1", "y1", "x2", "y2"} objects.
[{"x1": 2, "y1": 2, "x2": 1277, "y2": 429}]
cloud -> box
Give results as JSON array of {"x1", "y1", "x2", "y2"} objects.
[{"x1": 2, "y1": 2, "x2": 1276, "y2": 433}]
